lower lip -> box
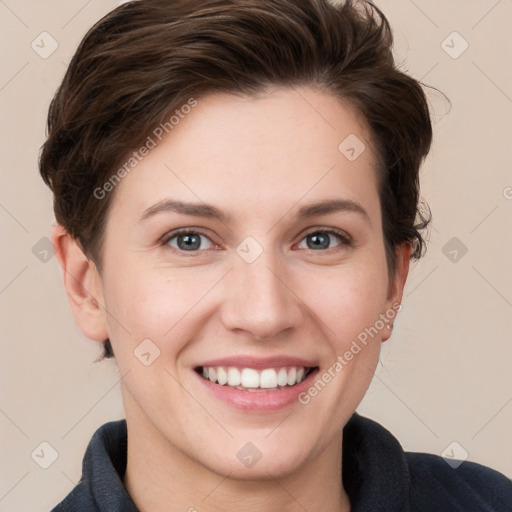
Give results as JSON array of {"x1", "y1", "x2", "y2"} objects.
[{"x1": 194, "y1": 369, "x2": 319, "y2": 412}]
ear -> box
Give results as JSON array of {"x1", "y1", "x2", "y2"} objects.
[
  {"x1": 382, "y1": 242, "x2": 412, "y2": 342},
  {"x1": 51, "y1": 224, "x2": 108, "y2": 342}
]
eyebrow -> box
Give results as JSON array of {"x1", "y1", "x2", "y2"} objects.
[{"x1": 139, "y1": 198, "x2": 370, "y2": 224}]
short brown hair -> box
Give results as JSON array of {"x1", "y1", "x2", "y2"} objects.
[{"x1": 39, "y1": 0, "x2": 434, "y2": 359}]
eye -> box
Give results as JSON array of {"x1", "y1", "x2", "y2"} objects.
[
  {"x1": 162, "y1": 227, "x2": 352, "y2": 254},
  {"x1": 296, "y1": 228, "x2": 352, "y2": 251},
  {"x1": 164, "y1": 229, "x2": 216, "y2": 252}
]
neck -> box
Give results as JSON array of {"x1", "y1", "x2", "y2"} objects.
[{"x1": 123, "y1": 417, "x2": 351, "y2": 512}]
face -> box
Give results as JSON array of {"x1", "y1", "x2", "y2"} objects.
[{"x1": 84, "y1": 87, "x2": 407, "y2": 479}]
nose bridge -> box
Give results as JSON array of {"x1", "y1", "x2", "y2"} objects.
[{"x1": 221, "y1": 240, "x2": 303, "y2": 339}]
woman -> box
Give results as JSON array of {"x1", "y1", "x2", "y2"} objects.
[{"x1": 39, "y1": 0, "x2": 512, "y2": 510}]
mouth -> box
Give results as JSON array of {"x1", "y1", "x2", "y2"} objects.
[
  {"x1": 195, "y1": 365, "x2": 318, "y2": 392},
  {"x1": 192, "y1": 355, "x2": 320, "y2": 411}
]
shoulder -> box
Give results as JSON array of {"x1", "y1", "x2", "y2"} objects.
[
  {"x1": 406, "y1": 451, "x2": 512, "y2": 511},
  {"x1": 50, "y1": 419, "x2": 138, "y2": 512},
  {"x1": 344, "y1": 413, "x2": 511, "y2": 511}
]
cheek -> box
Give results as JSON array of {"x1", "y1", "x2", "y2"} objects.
[
  {"x1": 304, "y1": 262, "x2": 389, "y2": 346},
  {"x1": 99, "y1": 263, "x2": 158, "y2": 340},
  {"x1": 102, "y1": 264, "x2": 215, "y2": 352}
]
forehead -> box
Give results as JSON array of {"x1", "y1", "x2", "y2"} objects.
[{"x1": 107, "y1": 87, "x2": 380, "y2": 226}]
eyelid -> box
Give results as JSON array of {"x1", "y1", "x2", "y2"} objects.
[
  {"x1": 161, "y1": 226, "x2": 353, "y2": 253},
  {"x1": 160, "y1": 227, "x2": 218, "y2": 249},
  {"x1": 299, "y1": 226, "x2": 352, "y2": 245}
]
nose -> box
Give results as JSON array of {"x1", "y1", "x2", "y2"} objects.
[{"x1": 220, "y1": 246, "x2": 304, "y2": 341}]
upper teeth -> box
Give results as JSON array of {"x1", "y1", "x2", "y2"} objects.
[{"x1": 201, "y1": 366, "x2": 307, "y2": 389}]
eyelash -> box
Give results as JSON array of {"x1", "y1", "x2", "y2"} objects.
[{"x1": 160, "y1": 227, "x2": 353, "y2": 255}]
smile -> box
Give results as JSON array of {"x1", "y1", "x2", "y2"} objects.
[{"x1": 197, "y1": 366, "x2": 316, "y2": 391}]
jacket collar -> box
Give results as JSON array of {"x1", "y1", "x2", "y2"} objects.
[{"x1": 343, "y1": 413, "x2": 410, "y2": 510}]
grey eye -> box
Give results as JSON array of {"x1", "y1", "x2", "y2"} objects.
[{"x1": 167, "y1": 232, "x2": 213, "y2": 251}]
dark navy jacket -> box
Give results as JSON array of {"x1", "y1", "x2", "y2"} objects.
[{"x1": 51, "y1": 413, "x2": 512, "y2": 511}]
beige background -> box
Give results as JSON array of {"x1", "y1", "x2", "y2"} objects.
[{"x1": 1, "y1": 0, "x2": 511, "y2": 510}]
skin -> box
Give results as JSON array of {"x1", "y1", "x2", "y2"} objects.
[{"x1": 53, "y1": 86, "x2": 411, "y2": 512}]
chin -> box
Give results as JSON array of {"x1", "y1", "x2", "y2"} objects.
[
  {"x1": 194, "y1": 435, "x2": 312, "y2": 481},
  {"x1": 210, "y1": 453, "x2": 306, "y2": 481}
]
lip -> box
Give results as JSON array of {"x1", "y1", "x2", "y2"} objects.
[
  {"x1": 193, "y1": 357, "x2": 319, "y2": 412},
  {"x1": 194, "y1": 355, "x2": 318, "y2": 370}
]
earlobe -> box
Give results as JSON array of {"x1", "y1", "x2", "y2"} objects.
[
  {"x1": 382, "y1": 243, "x2": 412, "y2": 342},
  {"x1": 51, "y1": 224, "x2": 108, "y2": 342}
]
